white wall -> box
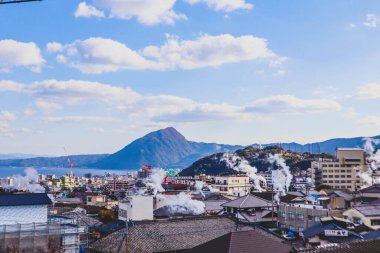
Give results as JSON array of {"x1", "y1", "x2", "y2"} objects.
[
  {"x1": 0, "y1": 205, "x2": 48, "y2": 225},
  {"x1": 119, "y1": 196, "x2": 153, "y2": 222}
]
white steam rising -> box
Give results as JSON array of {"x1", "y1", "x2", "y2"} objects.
[
  {"x1": 359, "y1": 138, "x2": 380, "y2": 188},
  {"x1": 268, "y1": 154, "x2": 293, "y2": 202},
  {"x1": 12, "y1": 168, "x2": 45, "y2": 193},
  {"x1": 158, "y1": 192, "x2": 205, "y2": 215},
  {"x1": 221, "y1": 152, "x2": 266, "y2": 192},
  {"x1": 145, "y1": 169, "x2": 205, "y2": 215},
  {"x1": 145, "y1": 168, "x2": 166, "y2": 195}
]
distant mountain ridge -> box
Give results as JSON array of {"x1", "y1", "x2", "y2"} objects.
[
  {"x1": 258, "y1": 135, "x2": 380, "y2": 154},
  {"x1": 0, "y1": 128, "x2": 378, "y2": 170},
  {"x1": 93, "y1": 127, "x2": 243, "y2": 170}
]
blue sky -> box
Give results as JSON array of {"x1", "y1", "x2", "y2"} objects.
[{"x1": 0, "y1": 0, "x2": 380, "y2": 155}]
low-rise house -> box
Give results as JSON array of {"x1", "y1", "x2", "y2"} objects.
[
  {"x1": 302, "y1": 218, "x2": 363, "y2": 247},
  {"x1": 221, "y1": 194, "x2": 275, "y2": 224},
  {"x1": 186, "y1": 229, "x2": 292, "y2": 253},
  {"x1": 212, "y1": 175, "x2": 253, "y2": 196},
  {"x1": 91, "y1": 216, "x2": 256, "y2": 253},
  {"x1": 343, "y1": 204, "x2": 380, "y2": 230},
  {"x1": 0, "y1": 193, "x2": 52, "y2": 225}
]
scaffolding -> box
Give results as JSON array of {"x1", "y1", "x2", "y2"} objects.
[{"x1": 0, "y1": 220, "x2": 86, "y2": 253}]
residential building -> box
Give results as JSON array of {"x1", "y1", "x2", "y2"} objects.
[
  {"x1": 187, "y1": 230, "x2": 292, "y2": 253},
  {"x1": 0, "y1": 193, "x2": 52, "y2": 225},
  {"x1": 318, "y1": 148, "x2": 367, "y2": 190},
  {"x1": 212, "y1": 175, "x2": 253, "y2": 196},
  {"x1": 343, "y1": 204, "x2": 380, "y2": 230},
  {"x1": 118, "y1": 195, "x2": 154, "y2": 222},
  {"x1": 278, "y1": 203, "x2": 343, "y2": 233},
  {"x1": 61, "y1": 175, "x2": 76, "y2": 188},
  {"x1": 222, "y1": 194, "x2": 275, "y2": 224}
]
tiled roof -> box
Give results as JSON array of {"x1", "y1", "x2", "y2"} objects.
[
  {"x1": 91, "y1": 216, "x2": 255, "y2": 253},
  {"x1": 296, "y1": 238, "x2": 380, "y2": 253},
  {"x1": 354, "y1": 205, "x2": 380, "y2": 216},
  {"x1": 221, "y1": 194, "x2": 271, "y2": 208},
  {"x1": 0, "y1": 193, "x2": 52, "y2": 206},
  {"x1": 186, "y1": 229, "x2": 292, "y2": 253}
]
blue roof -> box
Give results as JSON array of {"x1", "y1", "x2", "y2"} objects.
[
  {"x1": 0, "y1": 193, "x2": 52, "y2": 206},
  {"x1": 363, "y1": 229, "x2": 380, "y2": 240}
]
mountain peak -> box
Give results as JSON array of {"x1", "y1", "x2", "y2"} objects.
[{"x1": 144, "y1": 127, "x2": 186, "y2": 141}]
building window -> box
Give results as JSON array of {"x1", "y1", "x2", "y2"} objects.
[
  {"x1": 347, "y1": 180, "x2": 352, "y2": 183},
  {"x1": 288, "y1": 212, "x2": 295, "y2": 220},
  {"x1": 335, "y1": 175, "x2": 339, "y2": 178},
  {"x1": 328, "y1": 165, "x2": 333, "y2": 167},
  {"x1": 322, "y1": 164, "x2": 328, "y2": 167},
  {"x1": 335, "y1": 180, "x2": 339, "y2": 183},
  {"x1": 314, "y1": 216, "x2": 320, "y2": 222},
  {"x1": 323, "y1": 180, "x2": 327, "y2": 183},
  {"x1": 347, "y1": 175, "x2": 352, "y2": 178},
  {"x1": 334, "y1": 164, "x2": 339, "y2": 167},
  {"x1": 329, "y1": 170, "x2": 334, "y2": 173},
  {"x1": 323, "y1": 175, "x2": 327, "y2": 178},
  {"x1": 341, "y1": 180, "x2": 346, "y2": 183},
  {"x1": 341, "y1": 170, "x2": 346, "y2": 173},
  {"x1": 347, "y1": 186, "x2": 352, "y2": 188},
  {"x1": 323, "y1": 170, "x2": 327, "y2": 173},
  {"x1": 335, "y1": 170, "x2": 339, "y2": 173},
  {"x1": 329, "y1": 180, "x2": 333, "y2": 183},
  {"x1": 308, "y1": 215, "x2": 313, "y2": 221},
  {"x1": 297, "y1": 213, "x2": 304, "y2": 221},
  {"x1": 335, "y1": 186, "x2": 339, "y2": 189},
  {"x1": 370, "y1": 219, "x2": 380, "y2": 226},
  {"x1": 341, "y1": 175, "x2": 346, "y2": 178},
  {"x1": 329, "y1": 175, "x2": 333, "y2": 178}
]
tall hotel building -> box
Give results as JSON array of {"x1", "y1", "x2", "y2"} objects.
[{"x1": 312, "y1": 148, "x2": 367, "y2": 190}]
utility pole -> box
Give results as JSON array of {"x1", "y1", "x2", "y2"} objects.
[{"x1": 0, "y1": 0, "x2": 42, "y2": 4}]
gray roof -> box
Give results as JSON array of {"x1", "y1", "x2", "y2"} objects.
[
  {"x1": 187, "y1": 229, "x2": 291, "y2": 253},
  {"x1": 330, "y1": 191, "x2": 354, "y2": 201},
  {"x1": 92, "y1": 216, "x2": 254, "y2": 253},
  {"x1": 0, "y1": 193, "x2": 52, "y2": 206},
  {"x1": 221, "y1": 194, "x2": 271, "y2": 209},
  {"x1": 354, "y1": 205, "x2": 380, "y2": 216}
]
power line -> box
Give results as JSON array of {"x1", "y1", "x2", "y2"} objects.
[{"x1": 0, "y1": 0, "x2": 42, "y2": 4}]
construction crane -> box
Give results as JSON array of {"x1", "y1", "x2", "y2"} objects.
[{"x1": 0, "y1": 0, "x2": 42, "y2": 4}]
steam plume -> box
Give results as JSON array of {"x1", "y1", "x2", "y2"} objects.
[
  {"x1": 359, "y1": 138, "x2": 380, "y2": 188},
  {"x1": 12, "y1": 168, "x2": 45, "y2": 193},
  {"x1": 268, "y1": 154, "x2": 293, "y2": 202},
  {"x1": 221, "y1": 152, "x2": 266, "y2": 192}
]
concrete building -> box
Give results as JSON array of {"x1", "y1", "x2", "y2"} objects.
[
  {"x1": 212, "y1": 175, "x2": 253, "y2": 196},
  {"x1": 314, "y1": 148, "x2": 368, "y2": 190},
  {"x1": 118, "y1": 195, "x2": 154, "y2": 222},
  {"x1": 278, "y1": 203, "x2": 342, "y2": 233}
]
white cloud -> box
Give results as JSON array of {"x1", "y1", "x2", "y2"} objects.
[
  {"x1": 355, "y1": 82, "x2": 380, "y2": 99},
  {"x1": 142, "y1": 34, "x2": 277, "y2": 70},
  {"x1": 75, "y1": 2, "x2": 105, "y2": 18},
  {"x1": 76, "y1": 0, "x2": 187, "y2": 25},
  {"x1": 43, "y1": 116, "x2": 119, "y2": 123},
  {"x1": 0, "y1": 40, "x2": 44, "y2": 72},
  {"x1": 48, "y1": 34, "x2": 281, "y2": 73},
  {"x1": 1, "y1": 111, "x2": 17, "y2": 121},
  {"x1": 46, "y1": 42, "x2": 64, "y2": 54},
  {"x1": 0, "y1": 80, "x2": 340, "y2": 124},
  {"x1": 362, "y1": 116, "x2": 380, "y2": 126},
  {"x1": 35, "y1": 100, "x2": 63, "y2": 111},
  {"x1": 185, "y1": 0, "x2": 253, "y2": 12},
  {"x1": 245, "y1": 95, "x2": 342, "y2": 115},
  {"x1": 0, "y1": 127, "x2": 32, "y2": 138},
  {"x1": 363, "y1": 14, "x2": 380, "y2": 28}
]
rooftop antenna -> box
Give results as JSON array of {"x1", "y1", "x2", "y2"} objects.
[{"x1": 0, "y1": 0, "x2": 42, "y2": 4}]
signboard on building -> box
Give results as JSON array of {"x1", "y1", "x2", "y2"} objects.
[{"x1": 324, "y1": 230, "x2": 348, "y2": 237}]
